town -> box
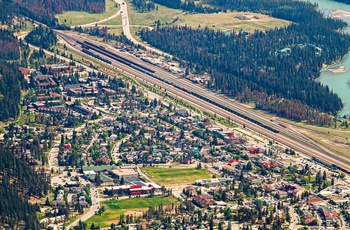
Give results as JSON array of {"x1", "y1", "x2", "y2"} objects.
[
  {"x1": 2, "y1": 59, "x2": 349, "y2": 230},
  {"x1": 1, "y1": 0, "x2": 350, "y2": 229}
]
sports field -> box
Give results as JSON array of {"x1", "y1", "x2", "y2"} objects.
[
  {"x1": 142, "y1": 167, "x2": 213, "y2": 185},
  {"x1": 85, "y1": 196, "x2": 178, "y2": 228}
]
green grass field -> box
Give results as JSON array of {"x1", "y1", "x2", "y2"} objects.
[
  {"x1": 173, "y1": 12, "x2": 290, "y2": 32},
  {"x1": 86, "y1": 196, "x2": 178, "y2": 228},
  {"x1": 127, "y1": 0, "x2": 183, "y2": 26},
  {"x1": 126, "y1": 0, "x2": 289, "y2": 32},
  {"x1": 56, "y1": 0, "x2": 118, "y2": 26},
  {"x1": 98, "y1": 14, "x2": 122, "y2": 26},
  {"x1": 142, "y1": 167, "x2": 213, "y2": 185}
]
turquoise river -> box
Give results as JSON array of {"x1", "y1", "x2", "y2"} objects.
[{"x1": 309, "y1": 0, "x2": 350, "y2": 117}]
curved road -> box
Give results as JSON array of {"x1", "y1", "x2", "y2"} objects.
[{"x1": 115, "y1": 0, "x2": 173, "y2": 58}]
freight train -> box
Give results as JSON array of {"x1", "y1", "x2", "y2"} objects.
[
  {"x1": 82, "y1": 48, "x2": 112, "y2": 64},
  {"x1": 79, "y1": 41, "x2": 155, "y2": 74},
  {"x1": 311, "y1": 157, "x2": 350, "y2": 173},
  {"x1": 79, "y1": 40, "x2": 280, "y2": 134}
]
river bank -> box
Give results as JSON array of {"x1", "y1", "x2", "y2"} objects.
[{"x1": 308, "y1": 0, "x2": 350, "y2": 117}]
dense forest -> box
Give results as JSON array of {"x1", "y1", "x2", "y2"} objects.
[
  {"x1": 131, "y1": 0, "x2": 219, "y2": 13},
  {"x1": 153, "y1": 0, "x2": 181, "y2": 9},
  {"x1": 25, "y1": 26, "x2": 58, "y2": 49},
  {"x1": 0, "y1": 30, "x2": 26, "y2": 121},
  {"x1": 0, "y1": 29, "x2": 20, "y2": 60},
  {"x1": 0, "y1": 62, "x2": 24, "y2": 121},
  {"x1": 140, "y1": 0, "x2": 350, "y2": 122},
  {"x1": 0, "y1": 146, "x2": 50, "y2": 229}
]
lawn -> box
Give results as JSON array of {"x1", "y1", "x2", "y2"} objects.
[
  {"x1": 142, "y1": 167, "x2": 213, "y2": 185},
  {"x1": 85, "y1": 196, "x2": 178, "y2": 228},
  {"x1": 56, "y1": 0, "x2": 118, "y2": 26}
]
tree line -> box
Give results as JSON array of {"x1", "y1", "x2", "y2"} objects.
[
  {"x1": 131, "y1": 0, "x2": 156, "y2": 12},
  {"x1": 139, "y1": 0, "x2": 350, "y2": 122}
]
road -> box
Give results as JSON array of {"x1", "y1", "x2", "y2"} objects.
[
  {"x1": 114, "y1": 0, "x2": 173, "y2": 58},
  {"x1": 54, "y1": 31, "x2": 350, "y2": 174},
  {"x1": 111, "y1": 134, "x2": 130, "y2": 163},
  {"x1": 79, "y1": 7, "x2": 121, "y2": 28},
  {"x1": 66, "y1": 184, "x2": 100, "y2": 230}
]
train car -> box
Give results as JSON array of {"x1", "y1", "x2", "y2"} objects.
[
  {"x1": 278, "y1": 123, "x2": 287, "y2": 128},
  {"x1": 83, "y1": 41, "x2": 156, "y2": 73},
  {"x1": 337, "y1": 166, "x2": 350, "y2": 174}
]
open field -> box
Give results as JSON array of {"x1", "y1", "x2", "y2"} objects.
[
  {"x1": 56, "y1": 0, "x2": 118, "y2": 26},
  {"x1": 173, "y1": 12, "x2": 290, "y2": 32},
  {"x1": 85, "y1": 196, "x2": 178, "y2": 228},
  {"x1": 126, "y1": 0, "x2": 289, "y2": 32},
  {"x1": 127, "y1": 0, "x2": 183, "y2": 26},
  {"x1": 142, "y1": 167, "x2": 213, "y2": 185}
]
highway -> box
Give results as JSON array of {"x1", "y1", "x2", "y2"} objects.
[
  {"x1": 55, "y1": 31, "x2": 350, "y2": 173},
  {"x1": 114, "y1": 0, "x2": 173, "y2": 58}
]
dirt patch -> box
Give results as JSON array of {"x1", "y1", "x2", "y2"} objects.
[
  {"x1": 107, "y1": 220, "x2": 120, "y2": 225},
  {"x1": 124, "y1": 211, "x2": 143, "y2": 217},
  {"x1": 234, "y1": 13, "x2": 260, "y2": 21}
]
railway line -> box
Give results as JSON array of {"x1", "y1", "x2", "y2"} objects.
[{"x1": 56, "y1": 31, "x2": 350, "y2": 172}]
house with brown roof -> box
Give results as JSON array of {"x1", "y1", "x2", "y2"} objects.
[
  {"x1": 307, "y1": 197, "x2": 325, "y2": 206},
  {"x1": 192, "y1": 194, "x2": 214, "y2": 207}
]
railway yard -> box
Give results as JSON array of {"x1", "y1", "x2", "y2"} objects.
[{"x1": 56, "y1": 30, "x2": 350, "y2": 174}]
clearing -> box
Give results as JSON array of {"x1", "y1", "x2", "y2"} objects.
[
  {"x1": 126, "y1": 0, "x2": 289, "y2": 32},
  {"x1": 173, "y1": 12, "x2": 290, "y2": 32},
  {"x1": 85, "y1": 196, "x2": 178, "y2": 228},
  {"x1": 142, "y1": 167, "x2": 213, "y2": 186},
  {"x1": 56, "y1": 0, "x2": 118, "y2": 26}
]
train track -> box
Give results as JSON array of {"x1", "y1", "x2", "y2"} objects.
[{"x1": 56, "y1": 31, "x2": 350, "y2": 172}]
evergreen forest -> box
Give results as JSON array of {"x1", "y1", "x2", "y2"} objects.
[
  {"x1": 140, "y1": 0, "x2": 350, "y2": 122},
  {"x1": 0, "y1": 146, "x2": 50, "y2": 229}
]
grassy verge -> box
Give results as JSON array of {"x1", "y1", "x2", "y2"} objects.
[
  {"x1": 85, "y1": 196, "x2": 178, "y2": 228},
  {"x1": 142, "y1": 167, "x2": 213, "y2": 186},
  {"x1": 99, "y1": 15, "x2": 122, "y2": 26},
  {"x1": 56, "y1": 0, "x2": 118, "y2": 26}
]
